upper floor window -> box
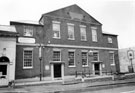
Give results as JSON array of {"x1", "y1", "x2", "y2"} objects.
[
  {"x1": 23, "y1": 48, "x2": 33, "y2": 69},
  {"x1": 91, "y1": 27, "x2": 97, "y2": 42},
  {"x1": 67, "y1": 23, "x2": 75, "y2": 40},
  {"x1": 81, "y1": 51, "x2": 88, "y2": 66},
  {"x1": 53, "y1": 50, "x2": 61, "y2": 61},
  {"x1": 52, "y1": 21, "x2": 60, "y2": 39},
  {"x1": 68, "y1": 50, "x2": 75, "y2": 67},
  {"x1": 24, "y1": 26, "x2": 33, "y2": 36},
  {"x1": 80, "y1": 25, "x2": 87, "y2": 41},
  {"x1": 109, "y1": 51, "x2": 115, "y2": 65},
  {"x1": 108, "y1": 37, "x2": 113, "y2": 43},
  {"x1": 93, "y1": 51, "x2": 99, "y2": 61}
]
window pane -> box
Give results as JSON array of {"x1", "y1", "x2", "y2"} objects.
[
  {"x1": 92, "y1": 29, "x2": 97, "y2": 42},
  {"x1": 80, "y1": 27, "x2": 87, "y2": 40},
  {"x1": 109, "y1": 53, "x2": 114, "y2": 64},
  {"x1": 23, "y1": 50, "x2": 33, "y2": 68},
  {"x1": 93, "y1": 52, "x2": 98, "y2": 61},
  {"x1": 82, "y1": 52, "x2": 87, "y2": 66},
  {"x1": 68, "y1": 52, "x2": 75, "y2": 66},
  {"x1": 53, "y1": 22, "x2": 60, "y2": 38},
  {"x1": 53, "y1": 51, "x2": 60, "y2": 61},
  {"x1": 24, "y1": 26, "x2": 33, "y2": 36},
  {"x1": 68, "y1": 25, "x2": 74, "y2": 39}
]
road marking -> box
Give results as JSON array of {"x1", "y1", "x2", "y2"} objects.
[{"x1": 121, "y1": 90, "x2": 135, "y2": 93}]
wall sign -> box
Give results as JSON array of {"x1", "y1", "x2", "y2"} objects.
[
  {"x1": 45, "y1": 65, "x2": 49, "y2": 70},
  {"x1": 18, "y1": 37, "x2": 35, "y2": 43}
]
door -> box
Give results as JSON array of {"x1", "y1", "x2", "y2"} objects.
[
  {"x1": 54, "y1": 64, "x2": 61, "y2": 78},
  {"x1": 0, "y1": 64, "x2": 8, "y2": 86},
  {"x1": 94, "y1": 63, "x2": 100, "y2": 75}
]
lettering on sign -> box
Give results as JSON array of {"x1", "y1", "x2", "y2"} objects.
[{"x1": 18, "y1": 37, "x2": 35, "y2": 43}]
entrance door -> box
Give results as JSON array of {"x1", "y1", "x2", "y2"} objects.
[
  {"x1": 0, "y1": 65, "x2": 8, "y2": 86},
  {"x1": 94, "y1": 63, "x2": 100, "y2": 75},
  {"x1": 54, "y1": 64, "x2": 61, "y2": 78}
]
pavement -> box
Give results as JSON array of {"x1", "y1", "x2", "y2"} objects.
[{"x1": 1, "y1": 73, "x2": 135, "y2": 88}]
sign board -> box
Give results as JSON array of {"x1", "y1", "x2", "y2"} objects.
[
  {"x1": 45, "y1": 65, "x2": 49, "y2": 70},
  {"x1": 127, "y1": 49, "x2": 134, "y2": 60},
  {"x1": 18, "y1": 37, "x2": 35, "y2": 43}
]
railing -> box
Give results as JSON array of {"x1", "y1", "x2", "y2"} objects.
[{"x1": 75, "y1": 70, "x2": 117, "y2": 78}]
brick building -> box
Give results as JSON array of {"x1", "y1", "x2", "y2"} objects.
[{"x1": 11, "y1": 4, "x2": 119, "y2": 80}]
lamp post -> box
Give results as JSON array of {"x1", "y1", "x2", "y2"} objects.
[
  {"x1": 39, "y1": 44, "x2": 42, "y2": 81},
  {"x1": 127, "y1": 48, "x2": 134, "y2": 73}
]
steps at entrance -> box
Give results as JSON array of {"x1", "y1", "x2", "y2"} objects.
[{"x1": 62, "y1": 78, "x2": 82, "y2": 85}]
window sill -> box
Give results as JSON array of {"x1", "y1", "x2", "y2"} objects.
[
  {"x1": 82, "y1": 65, "x2": 88, "y2": 67},
  {"x1": 68, "y1": 38, "x2": 75, "y2": 40},
  {"x1": 53, "y1": 37, "x2": 61, "y2": 39},
  {"x1": 68, "y1": 66, "x2": 76, "y2": 67},
  {"x1": 81, "y1": 40, "x2": 87, "y2": 41},
  {"x1": 23, "y1": 67, "x2": 33, "y2": 69},
  {"x1": 111, "y1": 64, "x2": 115, "y2": 66}
]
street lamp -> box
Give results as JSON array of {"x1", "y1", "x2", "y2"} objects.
[
  {"x1": 127, "y1": 48, "x2": 134, "y2": 73},
  {"x1": 39, "y1": 44, "x2": 42, "y2": 81}
]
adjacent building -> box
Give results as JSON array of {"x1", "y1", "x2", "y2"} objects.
[
  {"x1": 0, "y1": 25, "x2": 18, "y2": 86},
  {"x1": 10, "y1": 4, "x2": 120, "y2": 80}
]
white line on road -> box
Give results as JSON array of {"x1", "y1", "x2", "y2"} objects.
[{"x1": 121, "y1": 90, "x2": 135, "y2": 93}]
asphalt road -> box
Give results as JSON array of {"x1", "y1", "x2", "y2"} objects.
[{"x1": 1, "y1": 82, "x2": 135, "y2": 93}]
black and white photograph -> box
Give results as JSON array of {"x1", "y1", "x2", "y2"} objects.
[{"x1": 0, "y1": 0, "x2": 135, "y2": 93}]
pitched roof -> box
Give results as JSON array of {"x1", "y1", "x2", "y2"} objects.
[
  {"x1": 40, "y1": 4, "x2": 102, "y2": 25},
  {"x1": 10, "y1": 20, "x2": 43, "y2": 26},
  {"x1": 0, "y1": 25, "x2": 19, "y2": 37}
]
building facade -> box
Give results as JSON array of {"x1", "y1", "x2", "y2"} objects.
[
  {"x1": 0, "y1": 25, "x2": 18, "y2": 86},
  {"x1": 11, "y1": 4, "x2": 119, "y2": 80}
]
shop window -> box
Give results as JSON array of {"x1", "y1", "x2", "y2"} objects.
[
  {"x1": 23, "y1": 48, "x2": 33, "y2": 69},
  {"x1": 68, "y1": 51, "x2": 75, "y2": 67},
  {"x1": 24, "y1": 26, "x2": 33, "y2": 36},
  {"x1": 52, "y1": 21, "x2": 60, "y2": 39}
]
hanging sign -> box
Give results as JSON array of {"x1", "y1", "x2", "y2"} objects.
[{"x1": 127, "y1": 49, "x2": 134, "y2": 60}]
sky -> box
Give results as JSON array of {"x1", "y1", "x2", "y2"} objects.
[{"x1": 0, "y1": 0, "x2": 134, "y2": 49}]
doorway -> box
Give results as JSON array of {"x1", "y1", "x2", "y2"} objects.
[
  {"x1": 94, "y1": 63, "x2": 100, "y2": 75},
  {"x1": 54, "y1": 64, "x2": 61, "y2": 78}
]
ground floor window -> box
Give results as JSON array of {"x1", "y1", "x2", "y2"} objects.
[
  {"x1": 82, "y1": 52, "x2": 88, "y2": 66},
  {"x1": 23, "y1": 48, "x2": 33, "y2": 69},
  {"x1": 109, "y1": 51, "x2": 115, "y2": 65},
  {"x1": 53, "y1": 51, "x2": 61, "y2": 61},
  {"x1": 68, "y1": 51, "x2": 75, "y2": 67},
  {"x1": 93, "y1": 51, "x2": 99, "y2": 61}
]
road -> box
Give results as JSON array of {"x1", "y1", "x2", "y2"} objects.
[{"x1": 1, "y1": 82, "x2": 135, "y2": 93}]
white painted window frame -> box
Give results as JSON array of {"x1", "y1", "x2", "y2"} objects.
[
  {"x1": 92, "y1": 50, "x2": 99, "y2": 62},
  {"x1": 81, "y1": 50, "x2": 88, "y2": 67},
  {"x1": 80, "y1": 25, "x2": 87, "y2": 41},
  {"x1": 108, "y1": 37, "x2": 113, "y2": 43},
  {"x1": 67, "y1": 23, "x2": 75, "y2": 40},
  {"x1": 52, "y1": 21, "x2": 61, "y2": 39},
  {"x1": 68, "y1": 49, "x2": 76, "y2": 67},
  {"x1": 52, "y1": 48, "x2": 61, "y2": 62},
  {"x1": 109, "y1": 51, "x2": 115, "y2": 66},
  {"x1": 23, "y1": 48, "x2": 33, "y2": 69},
  {"x1": 23, "y1": 26, "x2": 33, "y2": 37},
  {"x1": 91, "y1": 27, "x2": 97, "y2": 42}
]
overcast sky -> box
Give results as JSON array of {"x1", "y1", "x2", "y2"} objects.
[{"x1": 0, "y1": 0, "x2": 134, "y2": 49}]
